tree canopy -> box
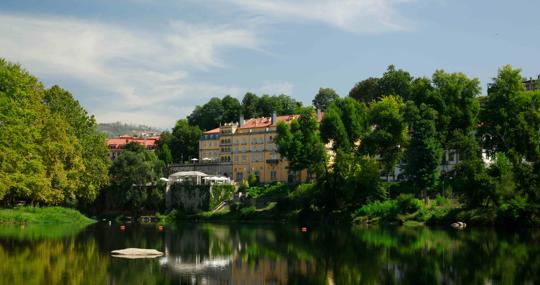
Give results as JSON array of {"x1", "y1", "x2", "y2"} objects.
[{"x1": 0, "y1": 59, "x2": 109, "y2": 206}]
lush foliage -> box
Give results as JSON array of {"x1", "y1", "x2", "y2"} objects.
[
  {"x1": 106, "y1": 142, "x2": 164, "y2": 214},
  {"x1": 157, "y1": 119, "x2": 201, "y2": 163},
  {"x1": 188, "y1": 93, "x2": 302, "y2": 130},
  {"x1": 0, "y1": 59, "x2": 109, "y2": 206},
  {"x1": 273, "y1": 64, "x2": 540, "y2": 225}
]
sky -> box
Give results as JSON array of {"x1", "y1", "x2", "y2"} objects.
[{"x1": 1, "y1": 0, "x2": 539, "y2": 129}]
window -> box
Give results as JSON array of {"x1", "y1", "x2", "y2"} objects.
[
  {"x1": 242, "y1": 155, "x2": 246, "y2": 162},
  {"x1": 268, "y1": 144, "x2": 273, "y2": 151},
  {"x1": 270, "y1": 170, "x2": 277, "y2": 181}
]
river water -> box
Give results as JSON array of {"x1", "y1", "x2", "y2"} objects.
[{"x1": 0, "y1": 222, "x2": 538, "y2": 284}]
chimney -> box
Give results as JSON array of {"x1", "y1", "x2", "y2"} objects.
[
  {"x1": 239, "y1": 114, "x2": 245, "y2": 127},
  {"x1": 316, "y1": 109, "x2": 322, "y2": 121},
  {"x1": 271, "y1": 111, "x2": 277, "y2": 125}
]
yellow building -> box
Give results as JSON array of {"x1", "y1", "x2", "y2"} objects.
[
  {"x1": 199, "y1": 113, "x2": 322, "y2": 183},
  {"x1": 198, "y1": 128, "x2": 220, "y2": 162}
]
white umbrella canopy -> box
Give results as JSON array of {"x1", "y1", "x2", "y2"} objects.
[
  {"x1": 169, "y1": 171, "x2": 208, "y2": 178},
  {"x1": 191, "y1": 158, "x2": 199, "y2": 161}
]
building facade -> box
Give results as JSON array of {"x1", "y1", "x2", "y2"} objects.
[
  {"x1": 198, "y1": 113, "x2": 320, "y2": 184},
  {"x1": 107, "y1": 135, "x2": 160, "y2": 159}
]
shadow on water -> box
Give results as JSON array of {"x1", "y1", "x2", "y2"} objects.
[{"x1": 0, "y1": 222, "x2": 539, "y2": 284}]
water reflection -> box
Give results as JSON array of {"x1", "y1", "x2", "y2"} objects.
[{"x1": 0, "y1": 223, "x2": 538, "y2": 284}]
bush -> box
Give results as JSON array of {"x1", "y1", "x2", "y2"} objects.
[{"x1": 352, "y1": 200, "x2": 400, "y2": 222}]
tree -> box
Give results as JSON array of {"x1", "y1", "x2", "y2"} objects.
[
  {"x1": 44, "y1": 85, "x2": 110, "y2": 204},
  {"x1": 404, "y1": 103, "x2": 443, "y2": 200},
  {"x1": 349, "y1": 77, "x2": 381, "y2": 103},
  {"x1": 0, "y1": 59, "x2": 107, "y2": 206},
  {"x1": 221, "y1": 95, "x2": 242, "y2": 123},
  {"x1": 313, "y1": 87, "x2": 339, "y2": 111},
  {"x1": 188, "y1": 97, "x2": 224, "y2": 130},
  {"x1": 276, "y1": 108, "x2": 327, "y2": 176},
  {"x1": 169, "y1": 119, "x2": 202, "y2": 162},
  {"x1": 241, "y1": 92, "x2": 260, "y2": 119},
  {"x1": 320, "y1": 97, "x2": 368, "y2": 152},
  {"x1": 157, "y1": 143, "x2": 173, "y2": 165},
  {"x1": 361, "y1": 96, "x2": 408, "y2": 178},
  {"x1": 431, "y1": 70, "x2": 481, "y2": 145},
  {"x1": 480, "y1": 65, "x2": 540, "y2": 163},
  {"x1": 378, "y1": 65, "x2": 413, "y2": 100},
  {"x1": 109, "y1": 142, "x2": 164, "y2": 214}
]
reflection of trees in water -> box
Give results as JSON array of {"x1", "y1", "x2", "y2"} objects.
[
  {"x1": 1, "y1": 224, "x2": 538, "y2": 284},
  {"x1": 0, "y1": 235, "x2": 108, "y2": 285}
]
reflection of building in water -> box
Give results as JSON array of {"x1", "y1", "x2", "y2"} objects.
[
  {"x1": 231, "y1": 257, "x2": 288, "y2": 285},
  {"x1": 161, "y1": 226, "x2": 323, "y2": 284}
]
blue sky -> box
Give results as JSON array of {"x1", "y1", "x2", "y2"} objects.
[{"x1": 1, "y1": 0, "x2": 539, "y2": 128}]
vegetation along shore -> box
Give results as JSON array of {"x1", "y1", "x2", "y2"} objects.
[{"x1": 1, "y1": 58, "x2": 539, "y2": 226}]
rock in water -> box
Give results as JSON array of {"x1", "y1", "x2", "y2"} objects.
[
  {"x1": 451, "y1": 222, "x2": 467, "y2": 229},
  {"x1": 111, "y1": 248, "x2": 164, "y2": 259}
]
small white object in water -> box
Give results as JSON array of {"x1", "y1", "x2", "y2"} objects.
[{"x1": 111, "y1": 248, "x2": 164, "y2": 259}]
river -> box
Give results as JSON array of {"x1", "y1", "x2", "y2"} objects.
[{"x1": 0, "y1": 222, "x2": 538, "y2": 284}]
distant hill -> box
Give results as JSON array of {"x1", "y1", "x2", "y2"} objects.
[{"x1": 97, "y1": 122, "x2": 161, "y2": 138}]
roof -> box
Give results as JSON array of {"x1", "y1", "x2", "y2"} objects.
[
  {"x1": 239, "y1": 113, "x2": 324, "y2": 129},
  {"x1": 239, "y1": 115, "x2": 299, "y2": 129},
  {"x1": 107, "y1": 136, "x2": 160, "y2": 149},
  {"x1": 203, "y1": 127, "x2": 220, "y2": 135},
  {"x1": 169, "y1": 171, "x2": 208, "y2": 178}
]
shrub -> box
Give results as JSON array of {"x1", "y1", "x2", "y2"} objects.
[{"x1": 352, "y1": 200, "x2": 400, "y2": 222}]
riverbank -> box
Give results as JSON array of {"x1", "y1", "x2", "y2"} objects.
[
  {"x1": 166, "y1": 182, "x2": 539, "y2": 226},
  {"x1": 0, "y1": 206, "x2": 96, "y2": 225}
]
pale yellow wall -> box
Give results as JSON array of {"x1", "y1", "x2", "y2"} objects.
[{"x1": 199, "y1": 124, "x2": 312, "y2": 184}]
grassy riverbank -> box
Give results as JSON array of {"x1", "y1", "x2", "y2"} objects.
[{"x1": 0, "y1": 206, "x2": 95, "y2": 225}]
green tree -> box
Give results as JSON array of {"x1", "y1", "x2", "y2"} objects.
[
  {"x1": 188, "y1": 97, "x2": 224, "y2": 130},
  {"x1": 320, "y1": 97, "x2": 368, "y2": 152},
  {"x1": 404, "y1": 103, "x2": 443, "y2": 200},
  {"x1": 379, "y1": 65, "x2": 413, "y2": 100},
  {"x1": 44, "y1": 86, "x2": 110, "y2": 204},
  {"x1": 241, "y1": 92, "x2": 260, "y2": 119},
  {"x1": 313, "y1": 87, "x2": 339, "y2": 111},
  {"x1": 109, "y1": 142, "x2": 164, "y2": 214},
  {"x1": 276, "y1": 108, "x2": 327, "y2": 176},
  {"x1": 0, "y1": 59, "x2": 104, "y2": 205},
  {"x1": 361, "y1": 96, "x2": 408, "y2": 178},
  {"x1": 349, "y1": 77, "x2": 381, "y2": 103},
  {"x1": 169, "y1": 119, "x2": 202, "y2": 162},
  {"x1": 157, "y1": 143, "x2": 173, "y2": 165},
  {"x1": 480, "y1": 65, "x2": 540, "y2": 163},
  {"x1": 221, "y1": 95, "x2": 242, "y2": 123}
]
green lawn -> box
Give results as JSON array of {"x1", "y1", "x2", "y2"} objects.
[{"x1": 0, "y1": 206, "x2": 95, "y2": 225}]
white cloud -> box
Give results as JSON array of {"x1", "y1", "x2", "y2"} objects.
[
  {"x1": 221, "y1": 0, "x2": 416, "y2": 33},
  {"x1": 0, "y1": 13, "x2": 262, "y2": 128}
]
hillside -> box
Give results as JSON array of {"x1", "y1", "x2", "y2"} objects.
[{"x1": 97, "y1": 122, "x2": 161, "y2": 138}]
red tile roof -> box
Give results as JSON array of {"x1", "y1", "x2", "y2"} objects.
[
  {"x1": 239, "y1": 115, "x2": 299, "y2": 129},
  {"x1": 203, "y1": 127, "x2": 220, "y2": 134},
  {"x1": 107, "y1": 136, "x2": 160, "y2": 149}
]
